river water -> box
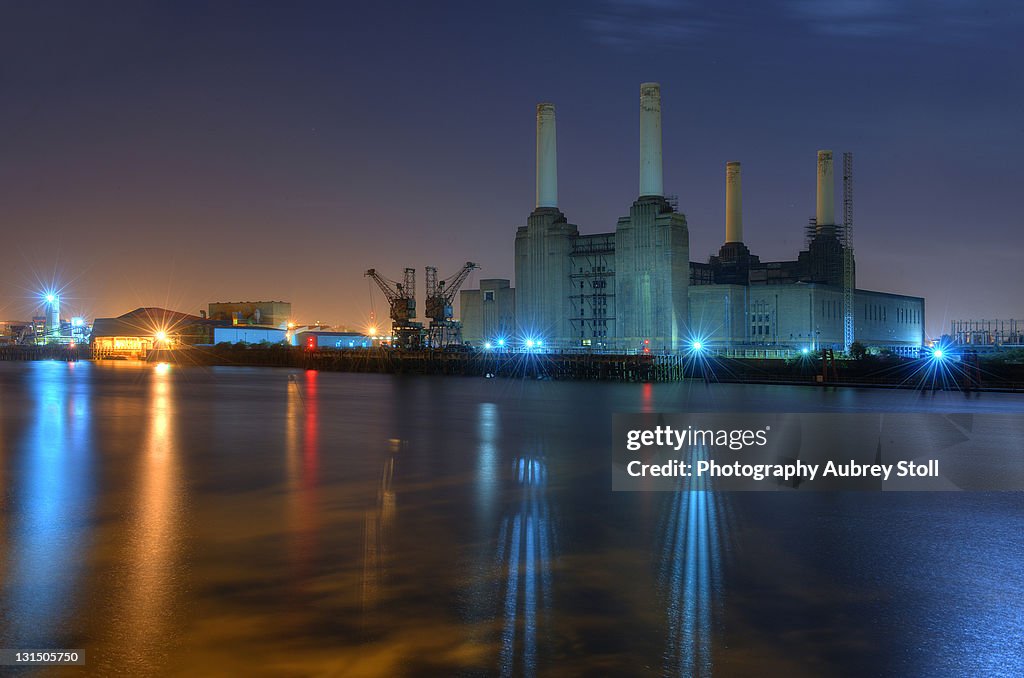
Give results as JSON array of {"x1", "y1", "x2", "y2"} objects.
[{"x1": 0, "y1": 361, "x2": 1022, "y2": 676}]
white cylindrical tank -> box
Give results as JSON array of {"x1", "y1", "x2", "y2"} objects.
[
  {"x1": 639, "y1": 82, "x2": 663, "y2": 197},
  {"x1": 535, "y1": 103, "x2": 557, "y2": 208},
  {"x1": 816, "y1": 149, "x2": 834, "y2": 227},
  {"x1": 48, "y1": 295, "x2": 60, "y2": 338},
  {"x1": 725, "y1": 161, "x2": 742, "y2": 243}
]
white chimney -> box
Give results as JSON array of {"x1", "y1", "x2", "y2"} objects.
[
  {"x1": 725, "y1": 161, "x2": 742, "y2": 243},
  {"x1": 816, "y1": 149, "x2": 834, "y2": 227},
  {"x1": 639, "y1": 83, "x2": 663, "y2": 197},
  {"x1": 535, "y1": 103, "x2": 557, "y2": 208}
]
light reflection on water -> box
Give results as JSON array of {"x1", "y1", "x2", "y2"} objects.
[
  {"x1": 2, "y1": 361, "x2": 92, "y2": 646},
  {"x1": 362, "y1": 448, "x2": 396, "y2": 614},
  {"x1": 107, "y1": 360, "x2": 183, "y2": 674},
  {"x1": 497, "y1": 455, "x2": 555, "y2": 677},
  {"x1": 0, "y1": 363, "x2": 1022, "y2": 675},
  {"x1": 286, "y1": 371, "x2": 321, "y2": 574},
  {"x1": 657, "y1": 447, "x2": 725, "y2": 677}
]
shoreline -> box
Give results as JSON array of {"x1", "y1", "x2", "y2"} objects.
[{"x1": 3, "y1": 346, "x2": 1023, "y2": 393}]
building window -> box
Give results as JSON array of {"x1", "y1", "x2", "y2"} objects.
[{"x1": 484, "y1": 291, "x2": 494, "y2": 301}]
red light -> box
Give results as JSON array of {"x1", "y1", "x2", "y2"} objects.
[{"x1": 643, "y1": 339, "x2": 649, "y2": 345}]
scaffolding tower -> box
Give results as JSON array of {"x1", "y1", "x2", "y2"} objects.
[{"x1": 842, "y1": 151, "x2": 855, "y2": 354}]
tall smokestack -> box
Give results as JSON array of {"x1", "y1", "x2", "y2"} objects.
[
  {"x1": 639, "y1": 82, "x2": 663, "y2": 197},
  {"x1": 816, "y1": 149, "x2": 834, "y2": 228},
  {"x1": 535, "y1": 103, "x2": 557, "y2": 208},
  {"x1": 725, "y1": 161, "x2": 742, "y2": 243}
]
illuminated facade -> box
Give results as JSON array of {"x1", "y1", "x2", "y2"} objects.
[
  {"x1": 463, "y1": 87, "x2": 926, "y2": 354},
  {"x1": 511, "y1": 84, "x2": 689, "y2": 350},
  {"x1": 460, "y1": 279, "x2": 516, "y2": 346},
  {"x1": 91, "y1": 307, "x2": 210, "y2": 359},
  {"x1": 208, "y1": 301, "x2": 291, "y2": 328}
]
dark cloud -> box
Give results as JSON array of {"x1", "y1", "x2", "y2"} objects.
[
  {"x1": 787, "y1": 0, "x2": 1023, "y2": 40},
  {"x1": 582, "y1": 0, "x2": 720, "y2": 50}
]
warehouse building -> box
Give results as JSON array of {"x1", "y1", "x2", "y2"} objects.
[
  {"x1": 212, "y1": 326, "x2": 287, "y2": 345},
  {"x1": 92, "y1": 307, "x2": 212, "y2": 359},
  {"x1": 293, "y1": 330, "x2": 373, "y2": 349}
]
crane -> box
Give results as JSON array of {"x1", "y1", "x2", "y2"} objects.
[
  {"x1": 425, "y1": 262, "x2": 479, "y2": 347},
  {"x1": 365, "y1": 267, "x2": 422, "y2": 349}
]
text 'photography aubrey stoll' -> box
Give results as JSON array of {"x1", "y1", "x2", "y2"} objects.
[{"x1": 612, "y1": 412, "x2": 1024, "y2": 492}]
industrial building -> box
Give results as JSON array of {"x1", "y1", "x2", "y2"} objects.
[
  {"x1": 92, "y1": 307, "x2": 213, "y2": 359},
  {"x1": 462, "y1": 83, "x2": 925, "y2": 354},
  {"x1": 4, "y1": 293, "x2": 91, "y2": 346},
  {"x1": 459, "y1": 279, "x2": 516, "y2": 346},
  {"x1": 0, "y1": 320, "x2": 29, "y2": 345},
  {"x1": 294, "y1": 330, "x2": 373, "y2": 349},
  {"x1": 213, "y1": 326, "x2": 287, "y2": 345},
  {"x1": 687, "y1": 153, "x2": 924, "y2": 355},
  {"x1": 950, "y1": 319, "x2": 1024, "y2": 351},
  {"x1": 207, "y1": 301, "x2": 291, "y2": 328}
]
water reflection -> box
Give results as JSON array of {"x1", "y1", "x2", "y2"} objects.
[
  {"x1": 497, "y1": 454, "x2": 555, "y2": 677},
  {"x1": 115, "y1": 363, "x2": 182, "y2": 672},
  {"x1": 641, "y1": 382, "x2": 654, "y2": 412},
  {"x1": 362, "y1": 452, "x2": 396, "y2": 612},
  {"x1": 286, "y1": 371, "x2": 321, "y2": 573},
  {"x1": 476, "y1": 403, "x2": 500, "y2": 518},
  {"x1": 658, "y1": 446, "x2": 727, "y2": 677},
  {"x1": 2, "y1": 362, "x2": 92, "y2": 646},
  {"x1": 0, "y1": 365, "x2": 1020, "y2": 674}
]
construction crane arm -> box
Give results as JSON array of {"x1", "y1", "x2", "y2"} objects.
[
  {"x1": 365, "y1": 269, "x2": 402, "y2": 303},
  {"x1": 440, "y1": 262, "x2": 480, "y2": 303}
]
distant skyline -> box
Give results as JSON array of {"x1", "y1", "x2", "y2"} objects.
[{"x1": 1, "y1": 1, "x2": 1022, "y2": 338}]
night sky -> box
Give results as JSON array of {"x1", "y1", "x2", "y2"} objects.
[{"x1": 2, "y1": 1, "x2": 1021, "y2": 338}]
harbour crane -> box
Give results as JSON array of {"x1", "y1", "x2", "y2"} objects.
[
  {"x1": 425, "y1": 262, "x2": 479, "y2": 347},
  {"x1": 365, "y1": 267, "x2": 422, "y2": 349}
]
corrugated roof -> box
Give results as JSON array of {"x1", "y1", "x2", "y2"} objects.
[{"x1": 91, "y1": 307, "x2": 204, "y2": 338}]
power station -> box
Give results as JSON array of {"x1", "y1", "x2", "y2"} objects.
[{"x1": 462, "y1": 83, "x2": 925, "y2": 354}]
